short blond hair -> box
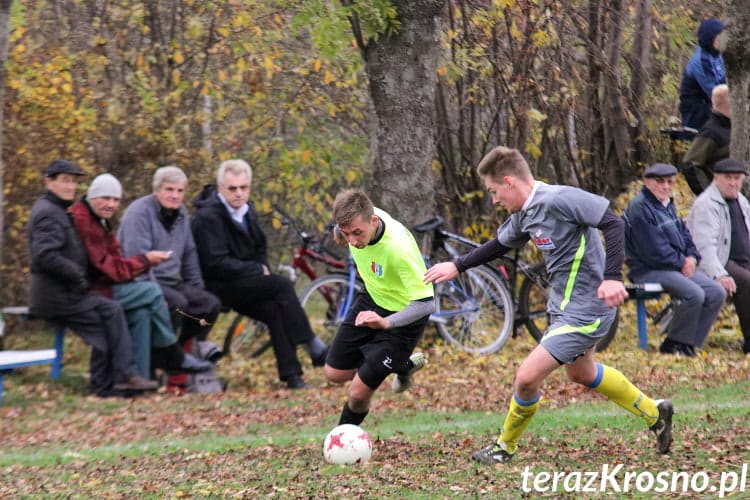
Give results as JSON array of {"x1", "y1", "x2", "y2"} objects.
[
  {"x1": 332, "y1": 189, "x2": 373, "y2": 227},
  {"x1": 476, "y1": 146, "x2": 532, "y2": 181}
]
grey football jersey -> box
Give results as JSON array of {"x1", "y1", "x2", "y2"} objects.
[{"x1": 497, "y1": 182, "x2": 611, "y2": 319}]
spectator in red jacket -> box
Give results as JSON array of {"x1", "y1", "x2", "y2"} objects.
[{"x1": 70, "y1": 173, "x2": 212, "y2": 379}]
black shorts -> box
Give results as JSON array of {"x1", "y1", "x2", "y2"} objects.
[{"x1": 326, "y1": 292, "x2": 429, "y2": 377}]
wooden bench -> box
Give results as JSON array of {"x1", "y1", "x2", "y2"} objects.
[
  {"x1": 0, "y1": 307, "x2": 66, "y2": 403},
  {"x1": 626, "y1": 283, "x2": 666, "y2": 350}
]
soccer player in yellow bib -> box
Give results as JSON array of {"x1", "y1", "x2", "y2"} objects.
[
  {"x1": 324, "y1": 189, "x2": 435, "y2": 426},
  {"x1": 424, "y1": 146, "x2": 673, "y2": 464}
]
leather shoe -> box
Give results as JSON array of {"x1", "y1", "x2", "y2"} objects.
[
  {"x1": 311, "y1": 346, "x2": 329, "y2": 367},
  {"x1": 659, "y1": 339, "x2": 696, "y2": 357},
  {"x1": 179, "y1": 353, "x2": 214, "y2": 373},
  {"x1": 676, "y1": 343, "x2": 697, "y2": 357},
  {"x1": 114, "y1": 375, "x2": 159, "y2": 391},
  {"x1": 285, "y1": 375, "x2": 311, "y2": 389}
]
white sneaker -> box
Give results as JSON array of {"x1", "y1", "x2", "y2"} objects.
[{"x1": 392, "y1": 352, "x2": 428, "y2": 393}]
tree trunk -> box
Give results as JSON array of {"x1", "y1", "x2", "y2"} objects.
[
  {"x1": 583, "y1": 0, "x2": 636, "y2": 197},
  {"x1": 362, "y1": 0, "x2": 447, "y2": 226},
  {"x1": 600, "y1": 0, "x2": 632, "y2": 194},
  {"x1": 724, "y1": 0, "x2": 750, "y2": 167},
  {"x1": 0, "y1": 0, "x2": 13, "y2": 273},
  {"x1": 629, "y1": 0, "x2": 653, "y2": 170}
]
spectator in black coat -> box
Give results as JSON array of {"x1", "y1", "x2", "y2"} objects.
[
  {"x1": 682, "y1": 84, "x2": 731, "y2": 195},
  {"x1": 191, "y1": 159, "x2": 328, "y2": 389}
]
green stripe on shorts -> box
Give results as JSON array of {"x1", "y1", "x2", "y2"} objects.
[{"x1": 544, "y1": 318, "x2": 601, "y2": 340}]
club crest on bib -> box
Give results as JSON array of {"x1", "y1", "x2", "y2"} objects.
[{"x1": 370, "y1": 261, "x2": 384, "y2": 276}]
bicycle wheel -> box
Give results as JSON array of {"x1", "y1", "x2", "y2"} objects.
[
  {"x1": 652, "y1": 300, "x2": 675, "y2": 335},
  {"x1": 432, "y1": 265, "x2": 514, "y2": 355},
  {"x1": 519, "y1": 262, "x2": 620, "y2": 351},
  {"x1": 299, "y1": 274, "x2": 363, "y2": 345},
  {"x1": 223, "y1": 313, "x2": 271, "y2": 359}
]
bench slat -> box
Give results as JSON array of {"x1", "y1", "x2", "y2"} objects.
[
  {"x1": 0, "y1": 349, "x2": 58, "y2": 367},
  {"x1": 0, "y1": 323, "x2": 65, "y2": 403}
]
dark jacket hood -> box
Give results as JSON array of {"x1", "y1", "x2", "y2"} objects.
[
  {"x1": 698, "y1": 18, "x2": 723, "y2": 53},
  {"x1": 192, "y1": 184, "x2": 221, "y2": 209}
]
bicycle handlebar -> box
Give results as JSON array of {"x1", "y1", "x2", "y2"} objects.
[
  {"x1": 415, "y1": 215, "x2": 536, "y2": 279},
  {"x1": 414, "y1": 216, "x2": 481, "y2": 250},
  {"x1": 272, "y1": 204, "x2": 344, "y2": 260}
]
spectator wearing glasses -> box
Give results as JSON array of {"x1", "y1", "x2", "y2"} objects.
[
  {"x1": 190, "y1": 159, "x2": 328, "y2": 389},
  {"x1": 623, "y1": 163, "x2": 725, "y2": 356}
]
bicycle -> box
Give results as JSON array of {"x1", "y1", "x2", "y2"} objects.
[
  {"x1": 296, "y1": 254, "x2": 362, "y2": 348},
  {"x1": 413, "y1": 216, "x2": 620, "y2": 352},
  {"x1": 221, "y1": 205, "x2": 347, "y2": 360}
]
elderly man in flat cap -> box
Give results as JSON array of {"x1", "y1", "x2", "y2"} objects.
[
  {"x1": 624, "y1": 163, "x2": 726, "y2": 356},
  {"x1": 688, "y1": 158, "x2": 750, "y2": 354},
  {"x1": 27, "y1": 160, "x2": 159, "y2": 396}
]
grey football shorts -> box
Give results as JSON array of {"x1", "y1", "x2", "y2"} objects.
[{"x1": 539, "y1": 309, "x2": 617, "y2": 364}]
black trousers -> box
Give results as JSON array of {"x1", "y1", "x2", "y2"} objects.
[
  {"x1": 159, "y1": 282, "x2": 222, "y2": 343},
  {"x1": 725, "y1": 260, "x2": 750, "y2": 353},
  {"x1": 219, "y1": 274, "x2": 315, "y2": 381},
  {"x1": 54, "y1": 295, "x2": 138, "y2": 394}
]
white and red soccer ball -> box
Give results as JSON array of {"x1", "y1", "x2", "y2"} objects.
[{"x1": 323, "y1": 424, "x2": 373, "y2": 464}]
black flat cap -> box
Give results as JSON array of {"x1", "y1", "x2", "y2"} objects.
[
  {"x1": 713, "y1": 158, "x2": 748, "y2": 175},
  {"x1": 643, "y1": 163, "x2": 678, "y2": 178},
  {"x1": 44, "y1": 160, "x2": 85, "y2": 177}
]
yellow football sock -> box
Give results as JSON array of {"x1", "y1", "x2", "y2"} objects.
[
  {"x1": 588, "y1": 363, "x2": 659, "y2": 427},
  {"x1": 497, "y1": 393, "x2": 540, "y2": 454}
]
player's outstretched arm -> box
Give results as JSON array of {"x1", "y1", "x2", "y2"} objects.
[{"x1": 424, "y1": 262, "x2": 458, "y2": 284}]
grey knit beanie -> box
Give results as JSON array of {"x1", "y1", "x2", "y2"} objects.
[{"x1": 87, "y1": 173, "x2": 122, "y2": 199}]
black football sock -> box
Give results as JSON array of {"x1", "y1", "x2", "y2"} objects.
[{"x1": 338, "y1": 403, "x2": 368, "y2": 426}]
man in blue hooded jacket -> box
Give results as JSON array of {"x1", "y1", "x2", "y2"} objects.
[
  {"x1": 624, "y1": 163, "x2": 725, "y2": 357},
  {"x1": 679, "y1": 18, "x2": 726, "y2": 131}
]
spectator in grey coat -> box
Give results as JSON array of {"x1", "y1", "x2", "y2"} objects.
[{"x1": 118, "y1": 166, "x2": 221, "y2": 345}]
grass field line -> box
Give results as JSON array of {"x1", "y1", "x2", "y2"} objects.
[{"x1": 2, "y1": 384, "x2": 747, "y2": 467}]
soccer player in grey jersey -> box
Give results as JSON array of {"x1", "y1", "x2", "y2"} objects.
[{"x1": 424, "y1": 146, "x2": 673, "y2": 464}]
